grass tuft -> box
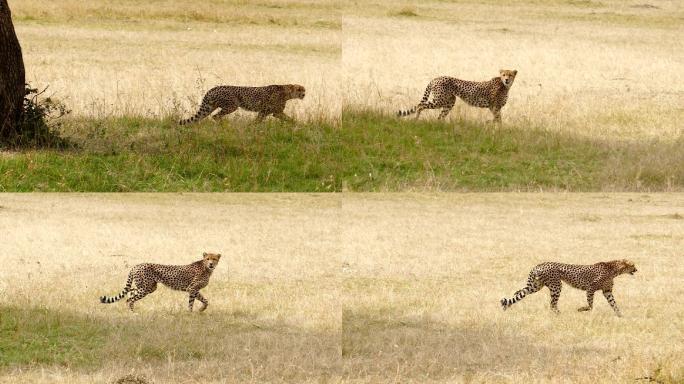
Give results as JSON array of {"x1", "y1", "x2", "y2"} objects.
[{"x1": 392, "y1": 6, "x2": 418, "y2": 17}]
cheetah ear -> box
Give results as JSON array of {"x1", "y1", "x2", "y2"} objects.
[
  {"x1": 203, "y1": 252, "x2": 208, "y2": 257},
  {"x1": 216, "y1": 254, "x2": 222, "y2": 259},
  {"x1": 499, "y1": 69, "x2": 504, "y2": 75},
  {"x1": 513, "y1": 70, "x2": 518, "y2": 75}
]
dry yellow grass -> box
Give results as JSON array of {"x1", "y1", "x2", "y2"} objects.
[
  {"x1": 343, "y1": 0, "x2": 684, "y2": 139},
  {"x1": 0, "y1": 194, "x2": 340, "y2": 383},
  {"x1": 10, "y1": 0, "x2": 341, "y2": 122},
  {"x1": 1, "y1": 194, "x2": 683, "y2": 383},
  {"x1": 12, "y1": 0, "x2": 683, "y2": 136},
  {"x1": 340, "y1": 193, "x2": 684, "y2": 383}
]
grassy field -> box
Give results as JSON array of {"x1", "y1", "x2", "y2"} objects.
[
  {"x1": 339, "y1": 193, "x2": 684, "y2": 383},
  {"x1": 343, "y1": 0, "x2": 684, "y2": 140},
  {"x1": 1, "y1": 111, "x2": 682, "y2": 191},
  {"x1": 0, "y1": 194, "x2": 340, "y2": 384},
  {"x1": 0, "y1": 118, "x2": 342, "y2": 191},
  {"x1": 2, "y1": 0, "x2": 682, "y2": 191},
  {"x1": 11, "y1": 0, "x2": 341, "y2": 121},
  {"x1": 1, "y1": 194, "x2": 682, "y2": 383}
]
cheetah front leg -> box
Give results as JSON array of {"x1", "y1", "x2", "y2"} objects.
[
  {"x1": 195, "y1": 292, "x2": 209, "y2": 312},
  {"x1": 188, "y1": 290, "x2": 199, "y2": 312},
  {"x1": 602, "y1": 290, "x2": 622, "y2": 317},
  {"x1": 490, "y1": 107, "x2": 501, "y2": 123},
  {"x1": 578, "y1": 290, "x2": 595, "y2": 312}
]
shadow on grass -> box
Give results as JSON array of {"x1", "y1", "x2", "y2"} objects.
[
  {"x1": 341, "y1": 109, "x2": 684, "y2": 191},
  {"x1": 341, "y1": 306, "x2": 610, "y2": 381},
  {"x1": 0, "y1": 305, "x2": 340, "y2": 382},
  {"x1": 1, "y1": 111, "x2": 681, "y2": 191},
  {"x1": 0, "y1": 116, "x2": 339, "y2": 191},
  {"x1": 0, "y1": 305, "x2": 108, "y2": 368}
]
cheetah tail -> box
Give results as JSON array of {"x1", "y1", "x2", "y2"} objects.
[
  {"x1": 178, "y1": 100, "x2": 214, "y2": 125},
  {"x1": 501, "y1": 270, "x2": 541, "y2": 310},
  {"x1": 99, "y1": 273, "x2": 133, "y2": 304},
  {"x1": 397, "y1": 81, "x2": 433, "y2": 117}
]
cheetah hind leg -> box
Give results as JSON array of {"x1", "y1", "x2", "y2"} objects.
[
  {"x1": 126, "y1": 283, "x2": 156, "y2": 311},
  {"x1": 179, "y1": 101, "x2": 217, "y2": 125},
  {"x1": 273, "y1": 112, "x2": 294, "y2": 123},
  {"x1": 548, "y1": 282, "x2": 562, "y2": 313},
  {"x1": 501, "y1": 273, "x2": 542, "y2": 310},
  {"x1": 254, "y1": 112, "x2": 269, "y2": 124},
  {"x1": 437, "y1": 105, "x2": 454, "y2": 120},
  {"x1": 212, "y1": 104, "x2": 238, "y2": 121},
  {"x1": 414, "y1": 102, "x2": 436, "y2": 119},
  {"x1": 577, "y1": 291, "x2": 595, "y2": 312}
]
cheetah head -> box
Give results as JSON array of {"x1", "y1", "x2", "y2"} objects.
[
  {"x1": 499, "y1": 69, "x2": 518, "y2": 88},
  {"x1": 288, "y1": 84, "x2": 306, "y2": 100},
  {"x1": 202, "y1": 252, "x2": 222, "y2": 271},
  {"x1": 614, "y1": 259, "x2": 637, "y2": 275}
]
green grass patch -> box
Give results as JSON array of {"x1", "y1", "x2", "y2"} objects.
[
  {"x1": 1, "y1": 111, "x2": 682, "y2": 191},
  {"x1": 391, "y1": 6, "x2": 419, "y2": 17},
  {"x1": 0, "y1": 306, "x2": 108, "y2": 368},
  {"x1": 338, "y1": 109, "x2": 605, "y2": 191},
  {"x1": 0, "y1": 117, "x2": 340, "y2": 192}
]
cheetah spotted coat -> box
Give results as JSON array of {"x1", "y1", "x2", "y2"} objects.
[
  {"x1": 179, "y1": 84, "x2": 306, "y2": 125},
  {"x1": 398, "y1": 70, "x2": 517, "y2": 122},
  {"x1": 500, "y1": 259, "x2": 637, "y2": 316},
  {"x1": 100, "y1": 253, "x2": 222, "y2": 312}
]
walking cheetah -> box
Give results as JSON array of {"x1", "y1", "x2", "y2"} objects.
[
  {"x1": 100, "y1": 252, "x2": 222, "y2": 312},
  {"x1": 179, "y1": 84, "x2": 306, "y2": 124},
  {"x1": 500, "y1": 259, "x2": 637, "y2": 317},
  {"x1": 397, "y1": 70, "x2": 517, "y2": 122}
]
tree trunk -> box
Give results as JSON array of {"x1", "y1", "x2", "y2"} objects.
[{"x1": 0, "y1": 0, "x2": 25, "y2": 142}]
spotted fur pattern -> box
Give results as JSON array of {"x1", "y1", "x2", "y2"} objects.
[
  {"x1": 100, "y1": 253, "x2": 222, "y2": 312},
  {"x1": 501, "y1": 259, "x2": 637, "y2": 317},
  {"x1": 179, "y1": 84, "x2": 306, "y2": 124},
  {"x1": 398, "y1": 70, "x2": 517, "y2": 122}
]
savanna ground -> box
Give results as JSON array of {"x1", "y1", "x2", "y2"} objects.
[
  {"x1": 1, "y1": 0, "x2": 682, "y2": 191},
  {"x1": 1, "y1": 194, "x2": 683, "y2": 383},
  {"x1": 341, "y1": 0, "x2": 684, "y2": 191},
  {"x1": 0, "y1": 194, "x2": 340, "y2": 383},
  {"x1": 3, "y1": 0, "x2": 342, "y2": 191}
]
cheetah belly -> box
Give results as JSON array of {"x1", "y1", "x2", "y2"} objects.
[{"x1": 457, "y1": 92, "x2": 490, "y2": 109}]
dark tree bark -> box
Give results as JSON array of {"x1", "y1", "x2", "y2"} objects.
[{"x1": 0, "y1": 0, "x2": 25, "y2": 142}]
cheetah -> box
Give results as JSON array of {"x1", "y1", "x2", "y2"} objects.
[
  {"x1": 397, "y1": 69, "x2": 517, "y2": 122},
  {"x1": 100, "y1": 252, "x2": 221, "y2": 312},
  {"x1": 179, "y1": 84, "x2": 306, "y2": 125},
  {"x1": 500, "y1": 259, "x2": 637, "y2": 317}
]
